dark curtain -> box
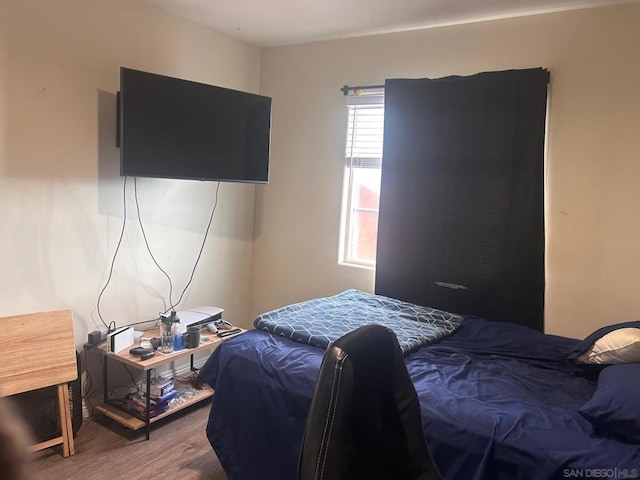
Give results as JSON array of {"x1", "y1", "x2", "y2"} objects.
[{"x1": 375, "y1": 68, "x2": 549, "y2": 331}]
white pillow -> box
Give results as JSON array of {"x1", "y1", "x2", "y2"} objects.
[{"x1": 577, "y1": 328, "x2": 640, "y2": 364}]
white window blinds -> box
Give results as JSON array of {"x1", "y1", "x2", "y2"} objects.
[{"x1": 345, "y1": 97, "x2": 384, "y2": 169}]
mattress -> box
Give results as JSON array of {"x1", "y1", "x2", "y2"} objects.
[{"x1": 199, "y1": 316, "x2": 640, "y2": 480}]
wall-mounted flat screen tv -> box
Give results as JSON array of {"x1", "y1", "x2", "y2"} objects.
[{"x1": 118, "y1": 67, "x2": 271, "y2": 183}]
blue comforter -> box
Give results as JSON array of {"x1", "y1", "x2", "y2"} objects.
[
  {"x1": 200, "y1": 317, "x2": 640, "y2": 480},
  {"x1": 253, "y1": 289, "x2": 463, "y2": 355}
]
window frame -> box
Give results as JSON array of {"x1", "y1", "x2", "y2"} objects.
[{"x1": 339, "y1": 93, "x2": 385, "y2": 268}]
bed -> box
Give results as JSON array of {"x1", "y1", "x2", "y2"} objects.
[{"x1": 199, "y1": 290, "x2": 640, "y2": 480}]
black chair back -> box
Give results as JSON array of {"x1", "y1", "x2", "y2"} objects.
[{"x1": 298, "y1": 324, "x2": 441, "y2": 480}]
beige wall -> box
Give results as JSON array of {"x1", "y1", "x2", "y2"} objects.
[
  {"x1": 255, "y1": 4, "x2": 640, "y2": 338},
  {"x1": 0, "y1": 0, "x2": 262, "y2": 351},
  {"x1": 2, "y1": 1, "x2": 638, "y2": 350}
]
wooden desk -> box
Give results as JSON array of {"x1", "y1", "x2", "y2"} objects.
[
  {"x1": 0, "y1": 310, "x2": 77, "y2": 457},
  {"x1": 95, "y1": 326, "x2": 244, "y2": 440}
]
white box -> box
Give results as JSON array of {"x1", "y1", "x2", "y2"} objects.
[
  {"x1": 175, "y1": 306, "x2": 224, "y2": 327},
  {"x1": 107, "y1": 326, "x2": 135, "y2": 354}
]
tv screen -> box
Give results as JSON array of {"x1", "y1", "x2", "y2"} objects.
[{"x1": 118, "y1": 67, "x2": 271, "y2": 183}]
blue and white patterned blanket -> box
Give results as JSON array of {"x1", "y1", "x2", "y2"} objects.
[{"x1": 253, "y1": 289, "x2": 463, "y2": 355}]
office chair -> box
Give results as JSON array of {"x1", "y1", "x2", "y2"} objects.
[{"x1": 298, "y1": 324, "x2": 441, "y2": 480}]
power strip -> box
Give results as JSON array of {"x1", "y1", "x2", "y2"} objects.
[{"x1": 84, "y1": 331, "x2": 106, "y2": 349}]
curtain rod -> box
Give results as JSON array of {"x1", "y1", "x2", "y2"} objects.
[{"x1": 340, "y1": 84, "x2": 385, "y2": 95}]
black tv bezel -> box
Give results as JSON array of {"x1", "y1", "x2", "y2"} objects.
[{"x1": 117, "y1": 67, "x2": 271, "y2": 184}]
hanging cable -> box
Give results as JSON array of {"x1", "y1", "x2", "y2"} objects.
[
  {"x1": 164, "y1": 181, "x2": 221, "y2": 313},
  {"x1": 134, "y1": 177, "x2": 174, "y2": 309},
  {"x1": 96, "y1": 178, "x2": 221, "y2": 325},
  {"x1": 96, "y1": 177, "x2": 128, "y2": 331}
]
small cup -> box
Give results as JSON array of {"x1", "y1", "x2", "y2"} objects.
[
  {"x1": 160, "y1": 333, "x2": 173, "y2": 353},
  {"x1": 185, "y1": 326, "x2": 201, "y2": 349},
  {"x1": 160, "y1": 323, "x2": 174, "y2": 353},
  {"x1": 173, "y1": 332, "x2": 185, "y2": 350}
]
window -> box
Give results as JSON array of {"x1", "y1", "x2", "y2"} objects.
[{"x1": 340, "y1": 93, "x2": 384, "y2": 267}]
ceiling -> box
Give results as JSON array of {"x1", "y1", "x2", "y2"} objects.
[{"x1": 142, "y1": 0, "x2": 634, "y2": 47}]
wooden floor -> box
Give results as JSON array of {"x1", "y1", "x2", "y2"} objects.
[{"x1": 29, "y1": 400, "x2": 228, "y2": 480}]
